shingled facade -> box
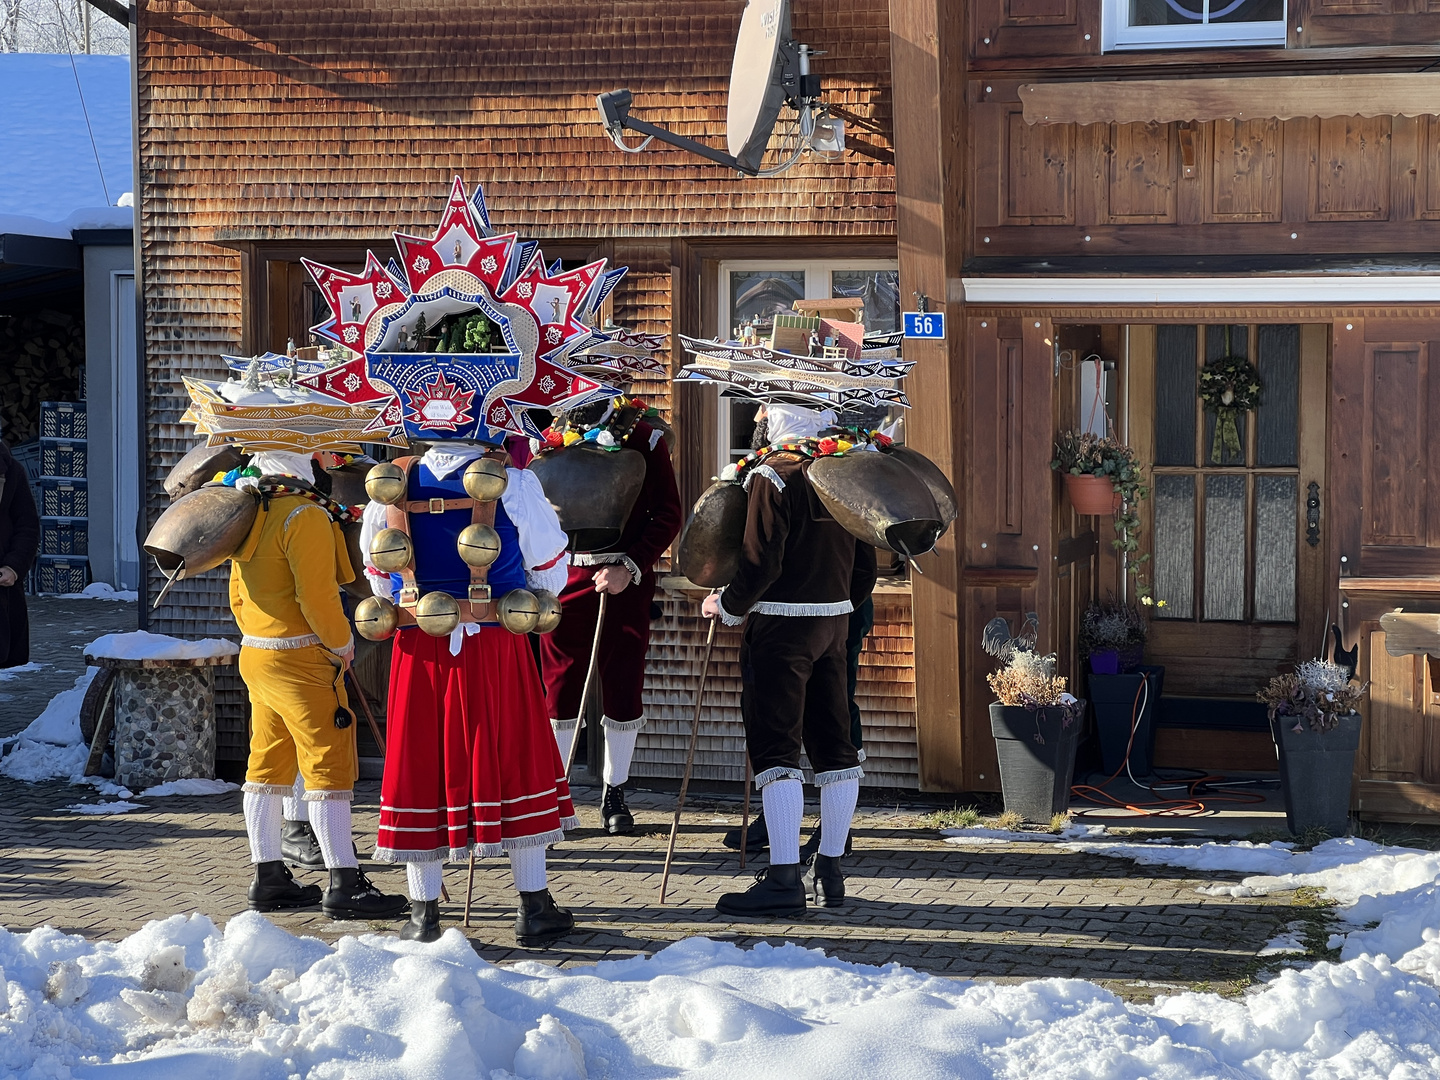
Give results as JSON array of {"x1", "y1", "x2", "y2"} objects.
[{"x1": 134, "y1": 2, "x2": 915, "y2": 784}]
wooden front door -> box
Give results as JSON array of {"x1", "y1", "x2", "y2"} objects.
[{"x1": 1129, "y1": 324, "x2": 1329, "y2": 702}]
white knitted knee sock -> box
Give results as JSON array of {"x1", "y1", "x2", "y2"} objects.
[
  {"x1": 551, "y1": 720, "x2": 578, "y2": 769},
  {"x1": 508, "y1": 845, "x2": 548, "y2": 893},
  {"x1": 308, "y1": 798, "x2": 359, "y2": 869},
  {"x1": 242, "y1": 792, "x2": 283, "y2": 864},
  {"x1": 818, "y1": 777, "x2": 859, "y2": 858},
  {"x1": 406, "y1": 861, "x2": 444, "y2": 902},
  {"x1": 282, "y1": 775, "x2": 308, "y2": 822},
  {"x1": 602, "y1": 725, "x2": 639, "y2": 786},
  {"x1": 761, "y1": 778, "x2": 804, "y2": 865}
]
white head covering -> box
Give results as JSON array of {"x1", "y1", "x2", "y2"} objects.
[
  {"x1": 764, "y1": 403, "x2": 837, "y2": 445},
  {"x1": 249, "y1": 450, "x2": 315, "y2": 478}
]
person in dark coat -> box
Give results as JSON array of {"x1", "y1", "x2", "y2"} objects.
[{"x1": 0, "y1": 431, "x2": 40, "y2": 667}]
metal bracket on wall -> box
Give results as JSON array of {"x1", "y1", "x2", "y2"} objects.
[
  {"x1": 1178, "y1": 122, "x2": 1197, "y2": 178},
  {"x1": 1306, "y1": 480, "x2": 1321, "y2": 547}
]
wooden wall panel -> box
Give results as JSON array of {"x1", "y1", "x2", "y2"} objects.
[
  {"x1": 1107, "y1": 123, "x2": 1175, "y2": 223},
  {"x1": 970, "y1": 0, "x2": 1098, "y2": 60},
  {"x1": 1006, "y1": 112, "x2": 1075, "y2": 223},
  {"x1": 1362, "y1": 344, "x2": 1426, "y2": 547},
  {"x1": 1365, "y1": 629, "x2": 1423, "y2": 780},
  {"x1": 1210, "y1": 119, "x2": 1282, "y2": 222},
  {"x1": 1312, "y1": 117, "x2": 1392, "y2": 221}
]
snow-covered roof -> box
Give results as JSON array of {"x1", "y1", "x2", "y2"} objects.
[{"x1": 0, "y1": 53, "x2": 133, "y2": 226}]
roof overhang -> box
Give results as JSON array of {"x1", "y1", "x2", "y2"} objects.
[
  {"x1": 1019, "y1": 73, "x2": 1440, "y2": 125},
  {"x1": 0, "y1": 231, "x2": 78, "y2": 271}
]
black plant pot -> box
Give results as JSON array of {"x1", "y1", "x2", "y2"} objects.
[
  {"x1": 1271, "y1": 710, "x2": 1363, "y2": 836},
  {"x1": 989, "y1": 702, "x2": 1084, "y2": 823},
  {"x1": 1088, "y1": 666, "x2": 1165, "y2": 778}
]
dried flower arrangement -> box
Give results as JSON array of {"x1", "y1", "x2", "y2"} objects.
[
  {"x1": 1258, "y1": 659, "x2": 1365, "y2": 733},
  {"x1": 988, "y1": 651, "x2": 1073, "y2": 710}
]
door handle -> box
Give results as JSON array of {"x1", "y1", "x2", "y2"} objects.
[{"x1": 1306, "y1": 481, "x2": 1321, "y2": 548}]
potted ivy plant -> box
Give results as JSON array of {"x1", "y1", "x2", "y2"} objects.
[
  {"x1": 1079, "y1": 601, "x2": 1164, "y2": 778},
  {"x1": 987, "y1": 649, "x2": 1083, "y2": 823},
  {"x1": 1051, "y1": 431, "x2": 1156, "y2": 604},
  {"x1": 1258, "y1": 660, "x2": 1365, "y2": 836}
]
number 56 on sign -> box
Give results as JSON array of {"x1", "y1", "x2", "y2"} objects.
[{"x1": 902, "y1": 311, "x2": 945, "y2": 340}]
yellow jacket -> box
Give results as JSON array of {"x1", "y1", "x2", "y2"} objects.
[{"x1": 229, "y1": 495, "x2": 354, "y2": 652}]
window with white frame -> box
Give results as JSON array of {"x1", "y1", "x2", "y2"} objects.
[
  {"x1": 716, "y1": 260, "x2": 900, "y2": 465},
  {"x1": 1102, "y1": 0, "x2": 1285, "y2": 51}
]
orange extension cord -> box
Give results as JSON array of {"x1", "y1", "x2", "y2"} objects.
[{"x1": 1070, "y1": 677, "x2": 1270, "y2": 818}]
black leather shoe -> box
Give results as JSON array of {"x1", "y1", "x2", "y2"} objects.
[
  {"x1": 722, "y1": 811, "x2": 768, "y2": 853},
  {"x1": 811, "y1": 853, "x2": 847, "y2": 907},
  {"x1": 248, "y1": 860, "x2": 322, "y2": 912},
  {"x1": 799, "y1": 826, "x2": 854, "y2": 861},
  {"x1": 321, "y1": 867, "x2": 408, "y2": 920},
  {"x1": 602, "y1": 783, "x2": 634, "y2": 835},
  {"x1": 515, "y1": 889, "x2": 575, "y2": 948},
  {"x1": 281, "y1": 820, "x2": 325, "y2": 868},
  {"x1": 399, "y1": 899, "x2": 442, "y2": 942},
  {"x1": 715, "y1": 863, "x2": 806, "y2": 918}
]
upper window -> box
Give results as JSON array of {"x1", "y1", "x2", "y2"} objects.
[{"x1": 1103, "y1": 0, "x2": 1286, "y2": 51}]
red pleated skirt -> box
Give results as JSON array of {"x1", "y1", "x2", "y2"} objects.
[{"x1": 376, "y1": 625, "x2": 577, "y2": 862}]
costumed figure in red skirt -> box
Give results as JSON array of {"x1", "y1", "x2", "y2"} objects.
[{"x1": 537, "y1": 395, "x2": 682, "y2": 834}]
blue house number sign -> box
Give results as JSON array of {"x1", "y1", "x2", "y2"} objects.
[{"x1": 902, "y1": 311, "x2": 946, "y2": 340}]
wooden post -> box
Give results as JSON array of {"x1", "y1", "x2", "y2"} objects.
[{"x1": 887, "y1": 0, "x2": 970, "y2": 791}]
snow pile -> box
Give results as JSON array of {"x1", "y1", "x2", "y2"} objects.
[
  {"x1": 0, "y1": 661, "x2": 44, "y2": 681},
  {"x1": 65, "y1": 801, "x2": 143, "y2": 815},
  {"x1": 0, "y1": 670, "x2": 96, "y2": 783},
  {"x1": 140, "y1": 779, "x2": 239, "y2": 798},
  {"x1": 1, "y1": 898, "x2": 1439, "y2": 1080},
  {"x1": 60, "y1": 582, "x2": 139, "y2": 602},
  {"x1": 84, "y1": 631, "x2": 239, "y2": 663}
]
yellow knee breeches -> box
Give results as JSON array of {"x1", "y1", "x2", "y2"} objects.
[{"x1": 240, "y1": 645, "x2": 357, "y2": 795}]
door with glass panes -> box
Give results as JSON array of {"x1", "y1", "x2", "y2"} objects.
[
  {"x1": 1128, "y1": 324, "x2": 1328, "y2": 700},
  {"x1": 716, "y1": 261, "x2": 900, "y2": 463}
]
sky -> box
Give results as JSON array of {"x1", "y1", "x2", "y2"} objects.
[{"x1": 0, "y1": 53, "x2": 133, "y2": 223}]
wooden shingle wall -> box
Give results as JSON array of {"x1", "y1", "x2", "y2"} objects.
[{"x1": 136, "y1": 0, "x2": 898, "y2": 762}]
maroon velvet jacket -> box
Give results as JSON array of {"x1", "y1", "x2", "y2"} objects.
[{"x1": 598, "y1": 419, "x2": 682, "y2": 574}]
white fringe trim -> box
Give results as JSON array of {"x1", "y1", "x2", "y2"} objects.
[
  {"x1": 753, "y1": 766, "x2": 804, "y2": 789},
  {"x1": 750, "y1": 599, "x2": 853, "y2": 618},
  {"x1": 856, "y1": 747, "x2": 867, "y2": 763},
  {"x1": 242, "y1": 782, "x2": 294, "y2": 797},
  {"x1": 372, "y1": 844, "x2": 452, "y2": 864},
  {"x1": 551, "y1": 716, "x2": 582, "y2": 732},
  {"x1": 560, "y1": 814, "x2": 580, "y2": 831},
  {"x1": 814, "y1": 765, "x2": 865, "y2": 787},
  {"x1": 573, "y1": 552, "x2": 641, "y2": 584},
  {"x1": 241, "y1": 633, "x2": 321, "y2": 650},
  {"x1": 453, "y1": 844, "x2": 505, "y2": 860},
  {"x1": 601, "y1": 714, "x2": 646, "y2": 733},
  {"x1": 743, "y1": 463, "x2": 785, "y2": 493},
  {"x1": 717, "y1": 588, "x2": 746, "y2": 626},
  {"x1": 302, "y1": 788, "x2": 354, "y2": 802},
  {"x1": 501, "y1": 827, "x2": 565, "y2": 852},
  {"x1": 649, "y1": 428, "x2": 663, "y2": 451}
]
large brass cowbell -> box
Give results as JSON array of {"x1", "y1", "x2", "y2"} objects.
[
  {"x1": 369, "y1": 528, "x2": 413, "y2": 573},
  {"x1": 354, "y1": 596, "x2": 398, "y2": 641},
  {"x1": 364, "y1": 462, "x2": 407, "y2": 505},
  {"x1": 414, "y1": 591, "x2": 461, "y2": 637},
  {"x1": 457, "y1": 523, "x2": 501, "y2": 567},
  {"x1": 463, "y1": 457, "x2": 507, "y2": 502}
]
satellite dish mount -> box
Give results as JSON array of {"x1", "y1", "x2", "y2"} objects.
[{"x1": 597, "y1": 0, "x2": 856, "y2": 177}]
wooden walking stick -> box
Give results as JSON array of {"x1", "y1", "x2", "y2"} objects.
[
  {"x1": 344, "y1": 669, "x2": 387, "y2": 756},
  {"x1": 562, "y1": 590, "x2": 609, "y2": 776},
  {"x1": 658, "y1": 615, "x2": 719, "y2": 903},
  {"x1": 463, "y1": 852, "x2": 476, "y2": 927},
  {"x1": 739, "y1": 755, "x2": 753, "y2": 871}
]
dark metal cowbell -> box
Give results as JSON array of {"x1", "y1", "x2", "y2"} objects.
[
  {"x1": 527, "y1": 444, "x2": 646, "y2": 552},
  {"x1": 886, "y1": 445, "x2": 957, "y2": 531},
  {"x1": 676, "y1": 481, "x2": 748, "y2": 588},
  {"x1": 143, "y1": 485, "x2": 259, "y2": 602},
  {"x1": 163, "y1": 443, "x2": 246, "y2": 501},
  {"x1": 807, "y1": 452, "x2": 945, "y2": 558}
]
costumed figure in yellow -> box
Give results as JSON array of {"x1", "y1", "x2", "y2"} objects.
[{"x1": 232, "y1": 449, "x2": 406, "y2": 920}]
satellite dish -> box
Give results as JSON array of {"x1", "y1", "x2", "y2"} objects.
[{"x1": 727, "y1": 0, "x2": 793, "y2": 175}]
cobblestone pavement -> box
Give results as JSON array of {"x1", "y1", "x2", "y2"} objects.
[{"x1": 0, "y1": 597, "x2": 1309, "y2": 1000}]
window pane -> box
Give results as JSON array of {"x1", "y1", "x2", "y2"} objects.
[
  {"x1": 1130, "y1": 0, "x2": 1204, "y2": 26},
  {"x1": 1155, "y1": 325, "x2": 1197, "y2": 466},
  {"x1": 831, "y1": 270, "x2": 900, "y2": 334},
  {"x1": 1153, "y1": 474, "x2": 1195, "y2": 619},
  {"x1": 1203, "y1": 324, "x2": 1248, "y2": 466},
  {"x1": 1255, "y1": 324, "x2": 1299, "y2": 467},
  {"x1": 1203, "y1": 474, "x2": 1247, "y2": 621},
  {"x1": 728, "y1": 400, "x2": 762, "y2": 462},
  {"x1": 1213, "y1": 0, "x2": 1283, "y2": 22},
  {"x1": 729, "y1": 270, "x2": 805, "y2": 339},
  {"x1": 1254, "y1": 475, "x2": 1297, "y2": 623}
]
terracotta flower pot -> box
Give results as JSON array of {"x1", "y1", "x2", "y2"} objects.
[{"x1": 1063, "y1": 473, "x2": 1122, "y2": 516}]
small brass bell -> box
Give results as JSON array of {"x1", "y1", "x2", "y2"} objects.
[
  {"x1": 368, "y1": 528, "x2": 414, "y2": 573},
  {"x1": 462, "y1": 457, "x2": 508, "y2": 502},
  {"x1": 364, "y1": 462, "x2": 408, "y2": 505},
  {"x1": 457, "y1": 522, "x2": 501, "y2": 567},
  {"x1": 496, "y1": 588, "x2": 540, "y2": 634},
  {"x1": 414, "y1": 590, "x2": 461, "y2": 637},
  {"x1": 533, "y1": 589, "x2": 562, "y2": 634},
  {"x1": 354, "y1": 596, "x2": 398, "y2": 641}
]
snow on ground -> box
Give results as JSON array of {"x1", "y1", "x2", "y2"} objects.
[
  {"x1": 139, "y1": 779, "x2": 239, "y2": 799},
  {"x1": 84, "y1": 631, "x2": 239, "y2": 663},
  {"x1": 58, "y1": 583, "x2": 140, "y2": 603},
  {"x1": 0, "y1": 661, "x2": 45, "y2": 681},
  {"x1": 64, "y1": 801, "x2": 143, "y2": 815},
  {"x1": 0, "y1": 839, "x2": 1438, "y2": 1077}
]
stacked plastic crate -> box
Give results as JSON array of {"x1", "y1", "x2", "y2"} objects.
[{"x1": 36, "y1": 401, "x2": 88, "y2": 594}]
